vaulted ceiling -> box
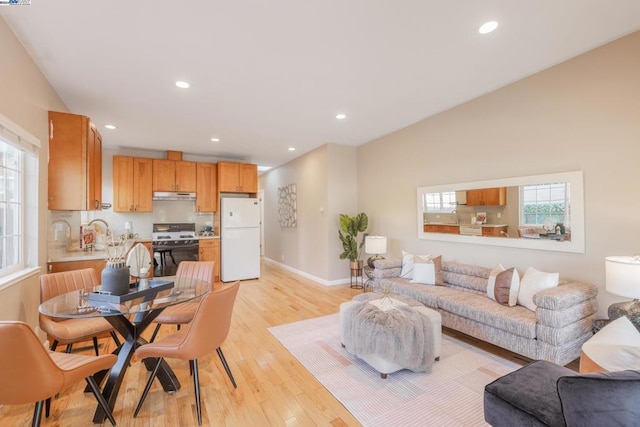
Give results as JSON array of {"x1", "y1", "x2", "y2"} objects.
[{"x1": 3, "y1": 1, "x2": 640, "y2": 169}]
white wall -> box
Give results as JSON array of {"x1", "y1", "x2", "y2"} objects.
[
  {"x1": 0, "y1": 17, "x2": 67, "y2": 331},
  {"x1": 357, "y1": 31, "x2": 640, "y2": 317},
  {"x1": 260, "y1": 144, "x2": 357, "y2": 283}
]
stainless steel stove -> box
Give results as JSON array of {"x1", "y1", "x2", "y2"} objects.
[{"x1": 152, "y1": 223, "x2": 199, "y2": 276}]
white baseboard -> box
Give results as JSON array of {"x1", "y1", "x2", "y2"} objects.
[{"x1": 263, "y1": 258, "x2": 351, "y2": 287}]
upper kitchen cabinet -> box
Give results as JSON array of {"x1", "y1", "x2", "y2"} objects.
[
  {"x1": 196, "y1": 162, "x2": 218, "y2": 212},
  {"x1": 152, "y1": 159, "x2": 196, "y2": 192},
  {"x1": 48, "y1": 111, "x2": 103, "y2": 210},
  {"x1": 466, "y1": 187, "x2": 507, "y2": 206},
  {"x1": 113, "y1": 156, "x2": 153, "y2": 212},
  {"x1": 217, "y1": 161, "x2": 258, "y2": 193}
]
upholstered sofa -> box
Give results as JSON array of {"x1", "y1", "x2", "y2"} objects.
[{"x1": 372, "y1": 258, "x2": 598, "y2": 366}]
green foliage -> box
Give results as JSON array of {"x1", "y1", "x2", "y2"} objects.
[{"x1": 338, "y1": 212, "x2": 368, "y2": 261}]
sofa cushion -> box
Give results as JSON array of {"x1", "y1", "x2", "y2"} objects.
[
  {"x1": 487, "y1": 265, "x2": 520, "y2": 306},
  {"x1": 379, "y1": 278, "x2": 458, "y2": 309},
  {"x1": 484, "y1": 360, "x2": 574, "y2": 427},
  {"x1": 518, "y1": 267, "x2": 559, "y2": 311},
  {"x1": 437, "y1": 291, "x2": 537, "y2": 339},
  {"x1": 558, "y1": 369, "x2": 640, "y2": 426}
]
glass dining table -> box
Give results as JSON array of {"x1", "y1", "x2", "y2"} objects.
[{"x1": 39, "y1": 277, "x2": 211, "y2": 423}]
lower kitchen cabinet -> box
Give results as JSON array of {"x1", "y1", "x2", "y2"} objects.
[
  {"x1": 424, "y1": 224, "x2": 460, "y2": 234},
  {"x1": 482, "y1": 226, "x2": 509, "y2": 237},
  {"x1": 47, "y1": 259, "x2": 107, "y2": 275},
  {"x1": 198, "y1": 239, "x2": 220, "y2": 282}
]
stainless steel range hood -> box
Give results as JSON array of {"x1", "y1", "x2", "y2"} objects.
[{"x1": 152, "y1": 191, "x2": 196, "y2": 201}]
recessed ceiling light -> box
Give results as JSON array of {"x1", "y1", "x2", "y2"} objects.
[
  {"x1": 104, "y1": 124, "x2": 117, "y2": 130},
  {"x1": 175, "y1": 81, "x2": 190, "y2": 89},
  {"x1": 288, "y1": 147, "x2": 296, "y2": 151},
  {"x1": 210, "y1": 138, "x2": 220, "y2": 142},
  {"x1": 336, "y1": 114, "x2": 347, "y2": 120},
  {"x1": 479, "y1": 21, "x2": 499, "y2": 34}
]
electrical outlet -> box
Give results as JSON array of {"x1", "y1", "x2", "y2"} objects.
[
  {"x1": 497, "y1": 212, "x2": 502, "y2": 218},
  {"x1": 281, "y1": 254, "x2": 285, "y2": 261}
]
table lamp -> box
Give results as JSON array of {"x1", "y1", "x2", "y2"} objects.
[
  {"x1": 365, "y1": 236, "x2": 387, "y2": 268},
  {"x1": 605, "y1": 255, "x2": 640, "y2": 330}
]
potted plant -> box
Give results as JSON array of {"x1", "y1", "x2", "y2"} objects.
[{"x1": 338, "y1": 212, "x2": 368, "y2": 270}]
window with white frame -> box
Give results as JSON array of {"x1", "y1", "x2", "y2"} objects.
[
  {"x1": 520, "y1": 182, "x2": 570, "y2": 228},
  {"x1": 0, "y1": 113, "x2": 39, "y2": 280},
  {"x1": 423, "y1": 191, "x2": 456, "y2": 213}
]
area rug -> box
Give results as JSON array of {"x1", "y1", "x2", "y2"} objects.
[{"x1": 268, "y1": 313, "x2": 521, "y2": 426}]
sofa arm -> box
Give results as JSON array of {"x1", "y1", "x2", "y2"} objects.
[
  {"x1": 373, "y1": 258, "x2": 402, "y2": 279},
  {"x1": 534, "y1": 281, "x2": 598, "y2": 311}
]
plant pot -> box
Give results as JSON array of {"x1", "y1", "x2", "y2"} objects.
[
  {"x1": 101, "y1": 261, "x2": 130, "y2": 296},
  {"x1": 350, "y1": 260, "x2": 364, "y2": 271}
]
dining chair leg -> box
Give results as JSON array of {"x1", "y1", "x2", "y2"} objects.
[
  {"x1": 216, "y1": 347, "x2": 237, "y2": 388},
  {"x1": 65, "y1": 343, "x2": 73, "y2": 353},
  {"x1": 32, "y1": 400, "x2": 44, "y2": 427},
  {"x1": 45, "y1": 398, "x2": 51, "y2": 417},
  {"x1": 85, "y1": 376, "x2": 117, "y2": 426},
  {"x1": 191, "y1": 359, "x2": 202, "y2": 426},
  {"x1": 149, "y1": 324, "x2": 162, "y2": 343},
  {"x1": 50, "y1": 340, "x2": 59, "y2": 351},
  {"x1": 110, "y1": 331, "x2": 121, "y2": 348},
  {"x1": 92, "y1": 336, "x2": 99, "y2": 356},
  {"x1": 134, "y1": 358, "x2": 163, "y2": 418}
]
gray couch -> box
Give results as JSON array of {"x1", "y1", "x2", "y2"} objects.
[
  {"x1": 373, "y1": 259, "x2": 598, "y2": 366},
  {"x1": 484, "y1": 360, "x2": 640, "y2": 426}
]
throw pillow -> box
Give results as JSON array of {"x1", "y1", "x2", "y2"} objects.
[
  {"x1": 400, "y1": 250, "x2": 416, "y2": 279},
  {"x1": 487, "y1": 264, "x2": 520, "y2": 306},
  {"x1": 400, "y1": 251, "x2": 443, "y2": 285},
  {"x1": 411, "y1": 256, "x2": 436, "y2": 285},
  {"x1": 517, "y1": 267, "x2": 560, "y2": 311}
]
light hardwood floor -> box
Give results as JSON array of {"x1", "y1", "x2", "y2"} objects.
[
  {"x1": 0, "y1": 260, "x2": 577, "y2": 426},
  {"x1": 0, "y1": 260, "x2": 362, "y2": 426}
]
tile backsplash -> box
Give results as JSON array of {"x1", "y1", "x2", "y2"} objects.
[{"x1": 49, "y1": 201, "x2": 215, "y2": 248}]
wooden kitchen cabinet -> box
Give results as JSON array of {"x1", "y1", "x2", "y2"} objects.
[
  {"x1": 48, "y1": 111, "x2": 103, "y2": 211},
  {"x1": 196, "y1": 162, "x2": 218, "y2": 212},
  {"x1": 466, "y1": 187, "x2": 506, "y2": 206},
  {"x1": 152, "y1": 159, "x2": 197, "y2": 192},
  {"x1": 198, "y1": 239, "x2": 220, "y2": 282},
  {"x1": 113, "y1": 156, "x2": 153, "y2": 212},
  {"x1": 424, "y1": 224, "x2": 460, "y2": 234},
  {"x1": 482, "y1": 226, "x2": 509, "y2": 237},
  {"x1": 217, "y1": 161, "x2": 258, "y2": 193},
  {"x1": 47, "y1": 259, "x2": 107, "y2": 275}
]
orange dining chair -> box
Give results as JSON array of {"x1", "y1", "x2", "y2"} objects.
[
  {"x1": 134, "y1": 281, "x2": 240, "y2": 425},
  {"x1": 148, "y1": 261, "x2": 215, "y2": 343},
  {"x1": 40, "y1": 268, "x2": 121, "y2": 355},
  {"x1": 0, "y1": 321, "x2": 117, "y2": 426}
]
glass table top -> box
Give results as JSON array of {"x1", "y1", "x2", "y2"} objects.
[{"x1": 39, "y1": 277, "x2": 211, "y2": 319}]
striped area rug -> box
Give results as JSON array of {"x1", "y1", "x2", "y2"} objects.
[{"x1": 268, "y1": 313, "x2": 521, "y2": 426}]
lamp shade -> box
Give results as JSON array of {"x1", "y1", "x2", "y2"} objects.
[
  {"x1": 605, "y1": 256, "x2": 640, "y2": 299},
  {"x1": 365, "y1": 236, "x2": 387, "y2": 255}
]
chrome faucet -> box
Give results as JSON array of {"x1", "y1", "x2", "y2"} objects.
[
  {"x1": 450, "y1": 209, "x2": 459, "y2": 224},
  {"x1": 88, "y1": 218, "x2": 110, "y2": 235}
]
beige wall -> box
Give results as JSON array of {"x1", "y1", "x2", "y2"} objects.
[
  {"x1": 0, "y1": 17, "x2": 67, "y2": 329},
  {"x1": 357, "y1": 31, "x2": 640, "y2": 317},
  {"x1": 260, "y1": 143, "x2": 357, "y2": 283}
]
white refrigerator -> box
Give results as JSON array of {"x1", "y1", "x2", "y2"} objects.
[{"x1": 220, "y1": 197, "x2": 261, "y2": 282}]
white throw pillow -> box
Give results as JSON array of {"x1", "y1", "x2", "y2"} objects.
[
  {"x1": 486, "y1": 264, "x2": 520, "y2": 306},
  {"x1": 517, "y1": 267, "x2": 559, "y2": 311},
  {"x1": 410, "y1": 256, "x2": 436, "y2": 285},
  {"x1": 400, "y1": 250, "x2": 418, "y2": 279}
]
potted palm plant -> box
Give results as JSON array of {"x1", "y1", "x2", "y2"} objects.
[{"x1": 338, "y1": 212, "x2": 368, "y2": 270}]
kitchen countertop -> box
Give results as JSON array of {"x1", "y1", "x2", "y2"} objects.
[
  {"x1": 47, "y1": 237, "x2": 153, "y2": 263},
  {"x1": 424, "y1": 222, "x2": 508, "y2": 228},
  {"x1": 197, "y1": 235, "x2": 220, "y2": 240}
]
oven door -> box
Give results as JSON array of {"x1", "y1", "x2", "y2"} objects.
[{"x1": 152, "y1": 242, "x2": 199, "y2": 277}]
